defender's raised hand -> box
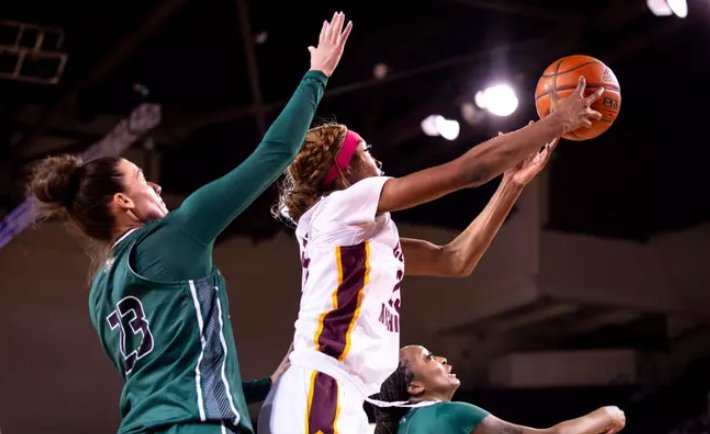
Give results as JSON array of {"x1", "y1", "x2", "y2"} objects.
[{"x1": 309, "y1": 11, "x2": 353, "y2": 77}]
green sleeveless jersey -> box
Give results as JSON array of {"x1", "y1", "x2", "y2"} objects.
[
  {"x1": 85, "y1": 69, "x2": 327, "y2": 434},
  {"x1": 398, "y1": 402, "x2": 490, "y2": 434},
  {"x1": 89, "y1": 223, "x2": 251, "y2": 434}
]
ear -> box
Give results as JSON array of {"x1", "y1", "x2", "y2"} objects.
[
  {"x1": 407, "y1": 381, "x2": 425, "y2": 397},
  {"x1": 113, "y1": 192, "x2": 135, "y2": 211}
]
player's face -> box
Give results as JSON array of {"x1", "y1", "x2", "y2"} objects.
[
  {"x1": 350, "y1": 140, "x2": 383, "y2": 181},
  {"x1": 115, "y1": 159, "x2": 168, "y2": 221},
  {"x1": 401, "y1": 345, "x2": 460, "y2": 400}
]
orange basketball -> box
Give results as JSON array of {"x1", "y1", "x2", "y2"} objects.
[{"x1": 535, "y1": 55, "x2": 621, "y2": 141}]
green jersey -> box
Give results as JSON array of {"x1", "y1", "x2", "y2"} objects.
[
  {"x1": 398, "y1": 402, "x2": 490, "y2": 434},
  {"x1": 88, "y1": 70, "x2": 328, "y2": 434}
]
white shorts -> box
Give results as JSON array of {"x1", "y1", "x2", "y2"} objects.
[{"x1": 257, "y1": 365, "x2": 369, "y2": 434}]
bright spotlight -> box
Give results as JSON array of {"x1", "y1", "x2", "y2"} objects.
[
  {"x1": 474, "y1": 92, "x2": 485, "y2": 109},
  {"x1": 478, "y1": 84, "x2": 518, "y2": 117},
  {"x1": 420, "y1": 115, "x2": 459, "y2": 140},
  {"x1": 647, "y1": 0, "x2": 687, "y2": 17},
  {"x1": 421, "y1": 115, "x2": 443, "y2": 137},
  {"x1": 437, "y1": 118, "x2": 460, "y2": 141},
  {"x1": 668, "y1": 0, "x2": 687, "y2": 17}
]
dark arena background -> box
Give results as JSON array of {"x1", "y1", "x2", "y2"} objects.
[{"x1": 1, "y1": 0, "x2": 709, "y2": 433}]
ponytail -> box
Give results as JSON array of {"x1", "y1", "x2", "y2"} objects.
[{"x1": 373, "y1": 362, "x2": 415, "y2": 434}]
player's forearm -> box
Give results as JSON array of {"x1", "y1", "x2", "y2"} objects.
[
  {"x1": 173, "y1": 71, "x2": 327, "y2": 245},
  {"x1": 259, "y1": 70, "x2": 328, "y2": 155},
  {"x1": 242, "y1": 377, "x2": 272, "y2": 405},
  {"x1": 552, "y1": 411, "x2": 612, "y2": 434},
  {"x1": 457, "y1": 115, "x2": 564, "y2": 187},
  {"x1": 441, "y1": 179, "x2": 523, "y2": 277}
]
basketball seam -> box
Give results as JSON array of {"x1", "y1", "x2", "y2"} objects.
[
  {"x1": 535, "y1": 84, "x2": 621, "y2": 102},
  {"x1": 541, "y1": 60, "x2": 602, "y2": 78},
  {"x1": 569, "y1": 130, "x2": 585, "y2": 140},
  {"x1": 553, "y1": 58, "x2": 564, "y2": 92}
]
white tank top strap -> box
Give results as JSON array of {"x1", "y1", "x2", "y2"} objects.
[{"x1": 289, "y1": 349, "x2": 437, "y2": 409}]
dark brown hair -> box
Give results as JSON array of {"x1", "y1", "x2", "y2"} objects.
[
  {"x1": 372, "y1": 360, "x2": 415, "y2": 434},
  {"x1": 28, "y1": 154, "x2": 125, "y2": 242},
  {"x1": 273, "y1": 123, "x2": 350, "y2": 224}
]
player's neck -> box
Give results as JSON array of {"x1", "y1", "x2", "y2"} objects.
[
  {"x1": 413, "y1": 392, "x2": 453, "y2": 404},
  {"x1": 110, "y1": 223, "x2": 143, "y2": 247}
]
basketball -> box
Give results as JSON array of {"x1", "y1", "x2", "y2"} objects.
[{"x1": 535, "y1": 55, "x2": 621, "y2": 141}]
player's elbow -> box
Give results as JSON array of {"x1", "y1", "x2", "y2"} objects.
[
  {"x1": 450, "y1": 262, "x2": 476, "y2": 278},
  {"x1": 441, "y1": 248, "x2": 470, "y2": 278}
]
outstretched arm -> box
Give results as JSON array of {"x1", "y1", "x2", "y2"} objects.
[
  {"x1": 171, "y1": 13, "x2": 352, "y2": 246},
  {"x1": 377, "y1": 77, "x2": 603, "y2": 215},
  {"x1": 402, "y1": 137, "x2": 558, "y2": 277},
  {"x1": 473, "y1": 407, "x2": 626, "y2": 434}
]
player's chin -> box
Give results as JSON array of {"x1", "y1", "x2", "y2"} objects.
[{"x1": 448, "y1": 373, "x2": 460, "y2": 386}]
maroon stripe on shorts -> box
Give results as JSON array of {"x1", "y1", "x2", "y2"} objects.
[
  {"x1": 307, "y1": 372, "x2": 339, "y2": 434},
  {"x1": 317, "y1": 242, "x2": 368, "y2": 360}
]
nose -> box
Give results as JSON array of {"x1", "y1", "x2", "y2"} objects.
[
  {"x1": 436, "y1": 356, "x2": 448, "y2": 365},
  {"x1": 149, "y1": 182, "x2": 162, "y2": 195}
]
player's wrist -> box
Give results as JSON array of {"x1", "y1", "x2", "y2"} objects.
[
  {"x1": 540, "y1": 112, "x2": 567, "y2": 136},
  {"x1": 500, "y1": 175, "x2": 527, "y2": 191}
]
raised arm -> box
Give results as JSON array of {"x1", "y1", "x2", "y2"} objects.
[
  {"x1": 171, "y1": 12, "x2": 352, "y2": 246},
  {"x1": 377, "y1": 77, "x2": 603, "y2": 215},
  {"x1": 402, "y1": 137, "x2": 558, "y2": 277},
  {"x1": 473, "y1": 406, "x2": 626, "y2": 434}
]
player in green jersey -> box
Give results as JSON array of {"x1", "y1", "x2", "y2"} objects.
[
  {"x1": 27, "y1": 12, "x2": 353, "y2": 434},
  {"x1": 373, "y1": 345, "x2": 627, "y2": 434}
]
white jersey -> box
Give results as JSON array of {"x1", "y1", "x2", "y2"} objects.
[{"x1": 293, "y1": 176, "x2": 403, "y2": 395}]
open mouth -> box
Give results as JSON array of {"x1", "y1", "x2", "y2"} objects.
[{"x1": 447, "y1": 365, "x2": 457, "y2": 378}]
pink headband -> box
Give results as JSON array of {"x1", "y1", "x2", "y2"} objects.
[{"x1": 323, "y1": 130, "x2": 360, "y2": 186}]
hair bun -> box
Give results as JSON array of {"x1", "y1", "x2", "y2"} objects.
[{"x1": 28, "y1": 154, "x2": 84, "y2": 213}]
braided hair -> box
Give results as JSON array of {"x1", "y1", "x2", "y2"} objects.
[
  {"x1": 273, "y1": 123, "x2": 349, "y2": 224},
  {"x1": 373, "y1": 359, "x2": 415, "y2": 434}
]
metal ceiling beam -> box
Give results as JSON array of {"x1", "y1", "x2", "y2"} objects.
[
  {"x1": 235, "y1": 0, "x2": 266, "y2": 135},
  {"x1": 164, "y1": 30, "x2": 575, "y2": 139},
  {"x1": 2, "y1": 0, "x2": 190, "y2": 170},
  {"x1": 437, "y1": 0, "x2": 582, "y2": 23}
]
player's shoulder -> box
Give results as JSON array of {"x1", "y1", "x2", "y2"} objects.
[
  {"x1": 408, "y1": 402, "x2": 490, "y2": 431},
  {"x1": 435, "y1": 402, "x2": 490, "y2": 431},
  {"x1": 436, "y1": 401, "x2": 489, "y2": 416},
  {"x1": 314, "y1": 176, "x2": 392, "y2": 218}
]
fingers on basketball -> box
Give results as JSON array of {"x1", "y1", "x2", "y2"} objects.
[{"x1": 535, "y1": 55, "x2": 622, "y2": 141}]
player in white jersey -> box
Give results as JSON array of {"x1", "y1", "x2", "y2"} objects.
[{"x1": 259, "y1": 78, "x2": 605, "y2": 434}]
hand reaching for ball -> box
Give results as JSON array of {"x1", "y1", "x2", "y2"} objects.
[{"x1": 547, "y1": 76, "x2": 604, "y2": 134}]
